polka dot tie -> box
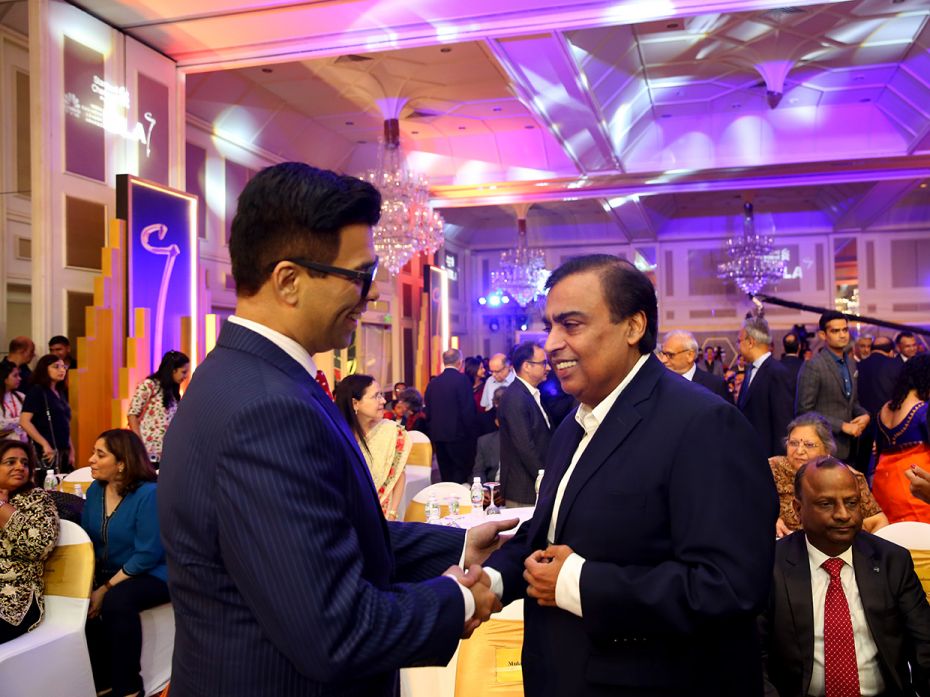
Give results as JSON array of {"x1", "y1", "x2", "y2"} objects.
[
  {"x1": 822, "y1": 558, "x2": 861, "y2": 697},
  {"x1": 315, "y1": 370, "x2": 333, "y2": 401}
]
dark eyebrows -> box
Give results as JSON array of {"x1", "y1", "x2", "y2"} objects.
[{"x1": 549, "y1": 311, "x2": 586, "y2": 324}]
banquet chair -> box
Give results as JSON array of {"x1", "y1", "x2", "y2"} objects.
[
  {"x1": 404, "y1": 482, "x2": 472, "y2": 522},
  {"x1": 407, "y1": 430, "x2": 430, "y2": 444},
  {"x1": 60, "y1": 465, "x2": 94, "y2": 495},
  {"x1": 0, "y1": 520, "x2": 96, "y2": 697},
  {"x1": 407, "y1": 440, "x2": 433, "y2": 468},
  {"x1": 454, "y1": 599, "x2": 525, "y2": 696},
  {"x1": 873, "y1": 521, "x2": 930, "y2": 599},
  {"x1": 141, "y1": 603, "x2": 175, "y2": 696}
]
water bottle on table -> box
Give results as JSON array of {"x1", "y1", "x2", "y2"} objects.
[
  {"x1": 43, "y1": 469, "x2": 57, "y2": 491},
  {"x1": 470, "y1": 477, "x2": 484, "y2": 514},
  {"x1": 425, "y1": 494, "x2": 440, "y2": 524}
]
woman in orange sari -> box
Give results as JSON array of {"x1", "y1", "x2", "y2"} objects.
[{"x1": 874, "y1": 353, "x2": 930, "y2": 523}]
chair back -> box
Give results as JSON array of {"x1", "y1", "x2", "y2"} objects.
[
  {"x1": 874, "y1": 521, "x2": 930, "y2": 601},
  {"x1": 408, "y1": 430, "x2": 430, "y2": 444},
  {"x1": 43, "y1": 520, "x2": 94, "y2": 599},
  {"x1": 60, "y1": 466, "x2": 93, "y2": 495},
  {"x1": 408, "y1": 441, "x2": 432, "y2": 468},
  {"x1": 454, "y1": 601, "x2": 525, "y2": 696},
  {"x1": 405, "y1": 482, "x2": 472, "y2": 522}
]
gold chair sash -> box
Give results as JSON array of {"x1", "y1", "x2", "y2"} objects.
[
  {"x1": 404, "y1": 501, "x2": 473, "y2": 523},
  {"x1": 912, "y1": 550, "x2": 930, "y2": 602},
  {"x1": 407, "y1": 442, "x2": 432, "y2": 468},
  {"x1": 43, "y1": 542, "x2": 94, "y2": 599},
  {"x1": 454, "y1": 618, "x2": 525, "y2": 695},
  {"x1": 58, "y1": 480, "x2": 89, "y2": 495}
]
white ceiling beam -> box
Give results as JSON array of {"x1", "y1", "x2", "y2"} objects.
[{"x1": 833, "y1": 179, "x2": 922, "y2": 231}]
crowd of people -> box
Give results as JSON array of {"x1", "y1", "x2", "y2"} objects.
[{"x1": 1, "y1": 160, "x2": 929, "y2": 697}]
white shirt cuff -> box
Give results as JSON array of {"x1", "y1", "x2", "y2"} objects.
[
  {"x1": 555, "y1": 552, "x2": 585, "y2": 617},
  {"x1": 483, "y1": 566, "x2": 504, "y2": 600},
  {"x1": 444, "y1": 573, "x2": 476, "y2": 622}
]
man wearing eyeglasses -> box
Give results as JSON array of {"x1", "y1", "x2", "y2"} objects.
[
  {"x1": 498, "y1": 341, "x2": 553, "y2": 507},
  {"x1": 159, "y1": 163, "x2": 511, "y2": 697},
  {"x1": 479, "y1": 353, "x2": 516, "y2": 410},
  {"x1": 658, "y1": 330, "x2": 731, "y2": 403}
]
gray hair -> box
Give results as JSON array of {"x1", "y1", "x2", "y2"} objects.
[
  {"x1": 663, "y1": 330, "x2": 698, "y2": 353},
  {"x1": 785, "y1": 412, "x2": 836, "y2": 455},
  {"x1": 742, "y1": 316, "x2": 772, "y2": 346},
  {"x1": 442, "y1": 348, "x2": 463, "y2": 366}
]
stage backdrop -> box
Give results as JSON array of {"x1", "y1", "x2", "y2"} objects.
[{"x1": 116, "y1": 175, "x2": 198, "y2": 374}]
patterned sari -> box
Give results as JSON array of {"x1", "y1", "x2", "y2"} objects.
[
  {"x1": 363, "y1": 419, "x2": 413, "y2": 515},
  {"x1": 874, "y1": 401, "x2": 930, "y2": 524}
]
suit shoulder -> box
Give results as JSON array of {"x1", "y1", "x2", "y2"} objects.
[{"x1": 659, "y1": 368, "x2": 730, "y2": 411}]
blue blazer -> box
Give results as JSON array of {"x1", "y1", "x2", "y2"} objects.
[
  {"x1": 487, "y1": 354, "x2": 778, "y2": 696},
  {"x1": 159, "y1": 322, "x2": 466, "y2": 697},
  {"x1": 81, "y1": 481, "x2": 167, "y2": 582}
]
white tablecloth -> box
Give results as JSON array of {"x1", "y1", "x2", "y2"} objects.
[{"x1": 400, "y1": 506, "x2": 533, "y2": 697}]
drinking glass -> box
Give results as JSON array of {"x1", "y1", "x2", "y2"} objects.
[{"x1": 484, "y1": 482, "x2": 500, "y2": 515}]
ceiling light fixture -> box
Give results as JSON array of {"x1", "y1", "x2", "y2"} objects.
[
  {"x1": 717, "y1": 201, "x2": 786, "y2": 296},
  {"x1": 491, "y1": 206, "x2": 549, "y2": 307},
  {"x1": 361, "y1": 118, "x2": 445, "y2": 275}
]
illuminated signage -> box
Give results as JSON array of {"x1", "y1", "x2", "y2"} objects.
[
  {"x1": 117, "y1": 175, "x2": 198, "y2": 373},
  {"x1": 443, "y1": 251, "x2": 458, "y2": 281},
  {"x1": 65, "y1": 76, "x2": 156, "y2": 156}
]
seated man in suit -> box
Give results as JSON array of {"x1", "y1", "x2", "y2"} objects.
[
  {"x1": 484, "y1": 254, "x2": 777, "y2": 696},
  {"x1": 759, "y1": 456, "x2": 930, "y2": 697},
  {"x1": 498, "y1": 341, "x2": 553, "y2": 507},
  {"x1": 658, "y1": 329, "x2": 731, "y2": 402}
]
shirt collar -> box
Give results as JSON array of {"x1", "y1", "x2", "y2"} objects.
[
  {"x1": 516, "y1": 375, "x2": 540, "y2": 397},
  {"x1": 805, "y1": 536, "x2": 854, "y2": 573},
  {"x1": 574, "y1": 353, "x2": 650, "y2": 436},
  {"x1": 228, "y1": 315, "x2": 318, "y2": 377},
  {"x1": 683, "y1": 363, "x2": 697, "y2": 381},
  {"x1": 753, "y1": 351, "x2": 771, "y2": 370}
]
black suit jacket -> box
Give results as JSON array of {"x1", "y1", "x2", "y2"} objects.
[
  {"x1": 424, "y1": 367, "x2": 477, "y2": 443},
  {"x1": 759, "y1": 531, "x2": 930, "y2": 697},
  {"x1": 498, "y1": 379, "x2": 552, "y2": 504},
  {"x1": 159, "y1": 323, "x2": 466, "y2": 697},
  {"x1": 487, "y1": 354, "x2": 778, "y2": 696},
  {"x1": 739, "y1": 356, "x2": 794, "y2": 457},
  {"x1": 691, "y1": 365, "x2": 732, "y2": 402},
  {"x1": 858, "y1": 353, "x2": 904, "y2": 415},
  {"x1": 780, "y1": 355, "x2": 803, "y2": 401}
]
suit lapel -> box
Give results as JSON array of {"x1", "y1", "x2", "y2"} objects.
[
  {"x1": 784, "y1": 533, "x2": 816, "y2": 694},
  {"x1": 852, "y1": 536, "x2": 902, "y2": 693},
  {"x1": 551, "y1": 358, "x2": 660, "y2": 540},
  {"x1": 821, "y1": 352, "x2": 850, "y2": 404}
]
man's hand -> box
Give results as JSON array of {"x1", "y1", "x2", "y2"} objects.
[
  {"x1": 851, "y1": 414, "x2": 870, "y2": 430},
  {"x1": 523, "y1": 545, "x2": 573, "y2": 607},
  {"x1": 464, "y1": 518, "x2": 519, "y2": 567},
  {"x1": 841, "y1": 421, "x2": 863, "y2": 437},
  {"x1": 905, "y1": 465, "x2": 930, "y2": 505},
  {"x1": 447, "y1": 564, "x2": 501, "y2": 638}
]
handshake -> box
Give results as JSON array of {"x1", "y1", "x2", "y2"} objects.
[{"x1": 446, "y1": 564, "x2": 501, "y2": 638}]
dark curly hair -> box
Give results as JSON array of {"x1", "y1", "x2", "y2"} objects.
[
  {"x1": 888, "y1": 353, "x2": 930, "y2": 411},
  {"x1": 0, "y1": 439, "x2": 38, "y2": 495}
]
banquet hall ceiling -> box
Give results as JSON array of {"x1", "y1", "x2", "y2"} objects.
[{"x1": 71, "y1": 0, "x2": 930, "y2": 246}]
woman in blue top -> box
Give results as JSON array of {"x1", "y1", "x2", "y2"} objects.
[{"x1": 81, "y1": 428, "x2": 167, "y2": 697}]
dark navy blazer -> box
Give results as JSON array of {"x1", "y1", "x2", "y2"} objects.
[
  {"x1": 159, "y1": 322, "x2": 466, "y2": 697},
  {"x1": 487, "y1": 354, "x2": 778, "y2": 696}
]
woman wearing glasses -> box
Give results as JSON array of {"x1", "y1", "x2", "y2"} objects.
[
  {"x1": 769, "y1": 412, "x2": 887, "y2": 537},
  {"x1": 127, "y1": 350, "x2": 190, "y2": 466},
  {"x1": 0, "y1": 439, "x2": 60, "y2": 643},
  {"x1": 335, "y1": 374, "x2": 412, "y2": 521}
]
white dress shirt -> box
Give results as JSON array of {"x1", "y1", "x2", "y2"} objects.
[
  {"x1": 486, "y1": 354, "x2": 650, "y2": 617},
  {"x1": 228, "y1": 316, "x2": 476, "y2": 621},
  {"x1": 480, "y1": 369, "x2": 516, "y2": 409},
  {"x1": 682, "y1": 363, "x2": 698, "y2": 381},
  {"x1": 516, "y1": 375, "x2": 551, "y2": 429},
  {"x1": 805, "y1": 539, "x2": 884, "y2": 696},
  {"x1": 746, "y1": 351, "x2": 771, "y2": 389}
]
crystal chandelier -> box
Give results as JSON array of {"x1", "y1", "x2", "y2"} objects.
[
  {"x1": 361, "y1": 118, "x2": 445, "y2": 275},
  {"x1": 492, "y1": 216, "x2": 549, "y2": 307},
  {"x1": 717, "y1": 201, "x2": 786, "y2": 296}
]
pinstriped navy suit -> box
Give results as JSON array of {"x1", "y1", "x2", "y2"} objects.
[{"x1": 159, "y1": 322, "x2": 466, "y2": 696}]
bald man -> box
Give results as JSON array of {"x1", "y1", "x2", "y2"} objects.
[
  {"x1": 659, "y1": 330, "x2": 730, "y2": 403},
  {"x1": 479, "y1": 353, "x2": 516, "y2": 410}
]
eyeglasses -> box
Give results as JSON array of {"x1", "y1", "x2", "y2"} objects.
[
  {"x1": 272, "y1": 257, "x2": 379, "y2": 299},
  {"x1": 659, "y1": 349, "x2": 691, "y2": 360},
  {"x1": 525, "y1": 360, "x2": 549, "y2": 367},
  {"x1": 786, "y1": 439, "x2": 820, "y2": 450}
]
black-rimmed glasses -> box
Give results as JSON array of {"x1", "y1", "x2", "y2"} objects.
[{"x1": 275, "y1": 256, "x2": 379, "y2": 299}]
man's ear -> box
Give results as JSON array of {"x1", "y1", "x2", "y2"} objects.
[
  {"x1": 626, "y1": 311, "x2": 647, "y2": 347},
  {"x1": 270, "y1": 262, "x2": 301, "y2": 306},
  {"x1": 817, "y1": 329, "x2": 826, "y2": 342},
  {"x1": 792, "y1": 497, "x2": 801, "y2": 519}
]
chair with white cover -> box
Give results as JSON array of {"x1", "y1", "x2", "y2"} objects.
[
  {"x1": 873, "y1": 521, "x2": 930, "y2": 599},
  {"x1": 60, "y1": 466, "x2": 94, "y2": 495},
  {"x1": 408, "y1": 430, "x2": 430, "y2": 444},
  {"x1": 0, "y1": 519, "x2": 96, "y2": 697},
  {"x1": 404, "y1": 482, "x2": 472, "y2": 522},
  {"x1": 140, "y1": 603, "x2": 175, "y2": 696}
]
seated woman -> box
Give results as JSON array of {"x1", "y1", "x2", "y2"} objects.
[
  {"x1": 335, "y1": 375, "x2": 412, "y2": 521},
  {"x1": 393, "y1": 388, "x2": 427, "y2": 433},
  {"x1": 874, "y1": 353, "x2": 930, "y2": 523},
  {"x1": 0, "y1": 439, "x2": 60, "y2": 643},
  {"x1": 82, "y1": 429, "x2": 167, "y2": 697},
  {"x1": 770, "y1": 412, "x2": 887, "y2": 537}
]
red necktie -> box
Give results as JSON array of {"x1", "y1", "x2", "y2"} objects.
[
  {"x1": 316, "y1": 370, "x2": 333, "y2": 400},
  {"x1": 822, "y1": 558, "x2": 861, "y2": 697}
]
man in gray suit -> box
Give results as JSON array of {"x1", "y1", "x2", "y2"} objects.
[{"x1": 796, "y1": 311, "x2": 870, "y2": 462}]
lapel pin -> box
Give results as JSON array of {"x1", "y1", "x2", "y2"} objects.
[{"x1": 872, "y1": 566, "x2": 880, "y2": 573}]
